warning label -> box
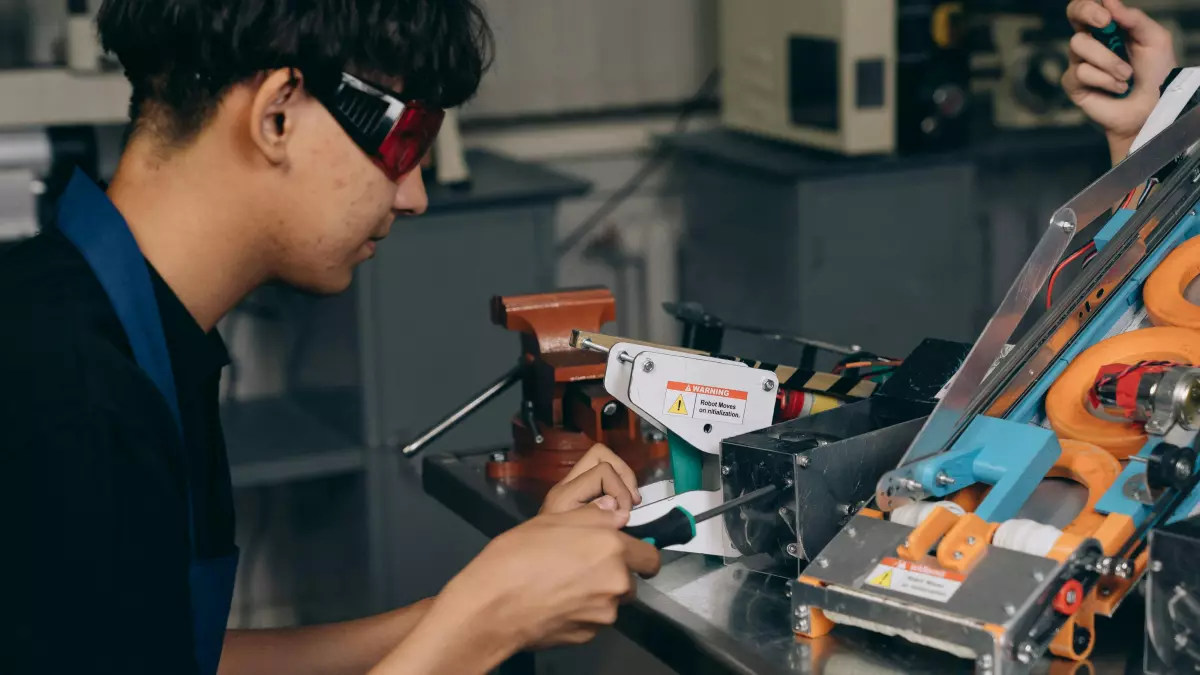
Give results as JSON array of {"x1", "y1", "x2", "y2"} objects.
[
  {"x1": 662, "y1": 381, "x2": 747, "y2": 425},
  {"x1": 863, "y1": 557, "x2": 964, "y2": 603}
]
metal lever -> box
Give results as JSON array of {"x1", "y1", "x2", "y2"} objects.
[{"x1": 400, "y1": 363, "x2": 525, "y2": 458}]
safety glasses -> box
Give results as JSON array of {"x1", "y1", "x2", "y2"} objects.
[{"x1": 320, "y1": 72, "x2": 445, "y2": 182}]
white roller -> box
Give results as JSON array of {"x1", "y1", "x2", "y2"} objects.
[
  {"x1": 993, "y1": 519, "x2": 1063, "y2": 557},
  {"x1": 889, "y1": 500, "x2": 965, "y2": 528}
]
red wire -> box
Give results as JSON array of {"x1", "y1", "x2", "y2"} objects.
[{"x1": 1046, "y1": 242, "x2": 1097, "y2": 309}]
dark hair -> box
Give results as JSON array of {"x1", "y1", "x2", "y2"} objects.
[{"x1": 96, "y1": 0, "x2": 493, "y2": 144}]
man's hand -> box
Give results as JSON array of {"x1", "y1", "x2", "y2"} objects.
[
  {"x1": 1063, "y1": 0, "x2": 1176, "y2": 163},
  {"x1": 384, "y1": 507, "x2": 661, "y2": 673},
  {"x1": 539, "y1": 443, "x2": 643, "y2": 515}
]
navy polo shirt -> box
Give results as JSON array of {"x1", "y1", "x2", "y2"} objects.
[{"x1": 0, "y1": 173, "x2": 236, "y2": 674}]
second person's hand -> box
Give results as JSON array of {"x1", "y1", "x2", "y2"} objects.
[{"x1": 1063, "y1": 0, "x2": 1176, "y2": 163}]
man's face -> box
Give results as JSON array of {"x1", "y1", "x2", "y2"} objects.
[{"x1": 257, "y1": 76, "x2": 429, "y2": 295}]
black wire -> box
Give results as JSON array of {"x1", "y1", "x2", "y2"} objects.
[{"x1": 553, "y1": 69, "x2": 721, "y2": 259}]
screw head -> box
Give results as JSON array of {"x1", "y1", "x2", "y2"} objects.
[
  {"x1": 795, "y1": 619, "x2": 810, "y2": 633},
  {"x1": 1152, "y1": 560, "x2": 1164, "y2": 573},
  {"x1": 490, "y1": 452, "x2": 508, "y2": 463},
  {"x1": 784, "y1": 477, "x2": 794, "y2": 488},
  {"x1": 786, "y1": 543, "x2": 799, "y2": 557},
  {"x1": 1003, "y1": 603, "x2": 1016, "y2": 616},
  {"x1": 953, "y1": 551, "x2": 964, "y2": 560},
  {"x1": 779, "y1": 507, "x2": 790, "y2": 517},
  {"x1": 816, "y1": 557, "x2": 829, "y2": 568},
  {"x1": 1034, "y1": 571, "x2": 1046, "y2": 583},
  {"x1": 1177, "y1": 457, "x2": 1194, "y2": 481},
  {"x1": 642, "y1": 359, "x2": 655, "y2": 373},
  {"x1": 838, "y1": 504, "x2": 851, "y2": 515},
  {"x1": 602, "y1": 401, "x2": 619, "y2": 416},
  {"x1": 763, "y1": 379, "x2": 775, "y2": 391},
  {"x1": 978, "y1": 654, "x2": 994, "y2": 668},
  {"x1": 796, "y1": 456, "x2": 810, "y2": 468},
  {"x1": 1016, "y1": 643, "x2": 1036, "y2": 665},
  {"x1": 1178, "y1": 633, "x2": 1191, "y2": 649},
  {"x1": 721, "y1": 465, "x2": 732, "y2": 476},
  {"x1": 967, "y1": 536, "x2": 977, "y2": 545},
  {"x1": 847, "y1": 527, "x2": 857, "y2": 538},
  {"x1": 794, "y1": 605, "x2": 810, "y2": 618},
  {"x1": 1100, "y1": 586, "x2": 1113, "y2": 597}
]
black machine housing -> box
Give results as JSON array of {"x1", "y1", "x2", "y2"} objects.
[{"x1": 719, "y1": 338, "x2": 969, "y2": 578}]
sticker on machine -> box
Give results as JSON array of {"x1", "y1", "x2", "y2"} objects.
[
  {"x1": 862, "y1": 557, "x2": 965, "y2": 603},
  {"x1": 662, "y1": 381, "x2": 747, "y2": 425}
]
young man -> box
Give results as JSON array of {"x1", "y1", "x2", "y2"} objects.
[
  {"x1": 1063, "y1": 0, "x2": 1178, "y2": 164},
  {"x1": 1, "y1": 1, "x2": 658, "y2": 674}
]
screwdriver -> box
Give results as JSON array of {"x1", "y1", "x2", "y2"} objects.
[
  {"x1": 1091, "y1": 2, "x2": 1133, "y2": 99},
  {"x1": 622, "y1": 484, "x2": 780, "y2": 549}
]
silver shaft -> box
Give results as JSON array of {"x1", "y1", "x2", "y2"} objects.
[{"x1": 400, "y1": 363, "x2": 524, "y2": 458}]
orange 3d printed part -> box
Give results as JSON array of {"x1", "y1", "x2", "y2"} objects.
[
  {"x1": 1046, "y1": 326, "x2": 1200, "y2": 458},
  {"x1": 1145, "y1": 234, "x2": 1200, "y2": 330}
]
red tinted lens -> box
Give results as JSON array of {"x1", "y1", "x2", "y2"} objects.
[{"x1": 376, "y1": 103, "x2": 445, "y2": 181}]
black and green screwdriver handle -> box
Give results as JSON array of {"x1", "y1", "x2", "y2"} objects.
[
  {"x1": 621, "y1": 484, "x2": 779, "y2": 549},
  {"x1": 1091, "y1": 1, "x2": 1133, "y2": 99}
]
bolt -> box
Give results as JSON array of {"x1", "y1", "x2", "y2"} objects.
[
  {"x1": 721, "y1": 465, "x2": 732, "y2": 476},
  {"x1": 796, "y1": 456, "x2": 810, "y2": 468},
  {"x1": 1152, "y1": 560, "x2": 1164, "y2": 573},
  {"x1": 1116, "y1": 560, "x2": 1135, "y2": 579},
  {"x1": 1016, "y1": 643, "x2": 1036, "y2": 665},
  {"x1": 967, "y1": 536, "x2": 977, "y2": 545},
  {"x1": 953, "y1": 551, "x2": 964, "y2": 561},
  {"x1": 847, "y1": 527, "x2": 857, "y2": 538},
  {"x1": 642, "y1": 359, "x2": 655, "y2": 373},
  {"x1": 795, "y1": 605, "x2": 810, "y2": 618},
  {"x1": 1177, "y1": 457, "x2": 1194, "y2": 482},
  {"x1": 795, "y1": 619, "x2": 810, "y2": 633},
  {"x1": 816, "y1": 557, "x2": 829, "y2": 568},
  {"x1": 935, "y1": 472, "x2": 956, "y2": 486},
  {"x1": 1003, "y1": 603, "x2": 1016, "y2": 616},
  {"x1": 784, "y1": 477, "x2": 794, "y2": 488},
  {"x1": 1034, "y1": 571, "x2": 1046, "y2": 583},
  {"x1": 786, "y1": 543, "x2": 799, "y2": 557},
  {"x1": 1066, "y1": 589, "x2": 1078, "y2": 605},
  {"x1": 602, "y1": 401, "x2": 619, "y2": 416},
  {"x1": 491, "y1": 452, "x2": 508, "y2": 463},
  {"x1": 763, "y1": 379, "x2": 775, "y2": 392}
]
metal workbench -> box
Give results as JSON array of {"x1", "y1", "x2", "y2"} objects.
[{"x1": 424, "y1": 451, "x2": 1149, "y2": 675}]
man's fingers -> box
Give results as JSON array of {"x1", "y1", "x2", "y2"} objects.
[
  {"x1": 621, "y1": 535, "x2": 662, "y2": 578},
  {"x1": 603, "y1": 453, "x2": 641, "y2": 505},
  {"x1": 1067, "y1": 0, "x2": 1111, "y2": 32},
  {"x1": 1109, "y1": 0, "x2": 1168, "y2": 46},
  {"x1": 1075, "y1": 61, "x2": 1131, "y2": 95},
  {"x1": 1070, "y1": 32, "x2": 1134, "y2": 81},
  {"x1": 567, "y1": 445, "x2": 642, "y2": 504},
  {"x1": 578, "y1": 463, "x2": 635, "y2": 511},
  {"x1": 538, "y1": 502, "x2": 629, "y2": 529}
]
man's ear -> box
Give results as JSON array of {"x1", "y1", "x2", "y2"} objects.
[{"x1": 249, "y1": 69, "x2": 304, "y2": 166}]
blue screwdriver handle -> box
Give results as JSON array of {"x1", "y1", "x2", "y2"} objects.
[{"x1": 1091, "y1": 17, "x2": 1133, "y2": 99}]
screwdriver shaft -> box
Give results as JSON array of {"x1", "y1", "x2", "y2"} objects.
[{"x1": 693, "y1": 484, "x2": 779, "y2": 524}]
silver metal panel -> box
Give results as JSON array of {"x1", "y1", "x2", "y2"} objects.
[{"x1": 804, "y1": 515, "x2": 1060, "y2": 627}]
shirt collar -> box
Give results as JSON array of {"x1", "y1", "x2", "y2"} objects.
[{"x1": 60, "y1": 168, "x2": 231, "y2": 382}]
